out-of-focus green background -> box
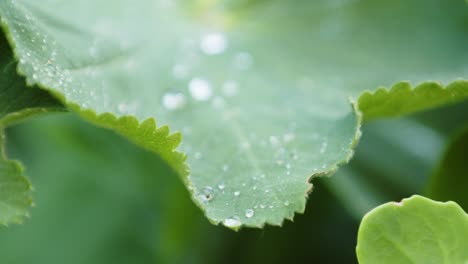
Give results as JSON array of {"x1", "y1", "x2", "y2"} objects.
[{"x1": 0, "y1": 100, "x2": 467, "y2": 264}]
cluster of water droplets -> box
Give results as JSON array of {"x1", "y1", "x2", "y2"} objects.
[
  {"x1": 161, "y1": 32, "x2": 252, "y2": 114},
  {"x1": 188, "y1": 121, "x2": 306, "y2": 227},
  {"x1": 3, "y1": 11, "x2": 74, "y2": 98}
]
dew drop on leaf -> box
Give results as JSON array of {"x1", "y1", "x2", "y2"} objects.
[
  {"x1": 223, "y1": 217, "x2": 241, "y2": 228},
  {"x1": 162, "y1": 92, "x2": 186, "y2": 110},
  {"x1": 200, "y1": 33, "x2": 228, "y2": 55},
  {"x1": 194, "y1": 152, "x2": 202, "y2": 159},
  {"x1": 233, "y1": 52, "x2": 253, "y2": 70},
  {"x1": 211, "y1": 96, "x2": 225, "y2": 109},
  {"x1": 245, "y1": 209, "x2": 254, "y2": 218},
  {"x1": 222, "y1": 80, "x2": 239, "y2": 97},
  {"x1": 269, "y1": 136, "x2": 280, "y2": 146},
  {"x1": 172, "y1": 64, "x2": 188, "y2": 79},
  {"x1": 188, "y1": 78, "x2": 212, "y2": 101},
  {"x1": 200, "y1": 186, "x2": 214, "y2": 202},
  {"x1": 283, "y1": 133, "x2": 295, "y2": 143}
]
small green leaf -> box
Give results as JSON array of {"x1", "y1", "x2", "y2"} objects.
[
  {"x1": 0, "y1": 140, "x2": 31, "y2": 225},
  {"x1": 426, "y1": 125, "x2": 468, "y2": 210},
  {"x1": 356, "y1": 195, "x2": 468, "y2": 264}
]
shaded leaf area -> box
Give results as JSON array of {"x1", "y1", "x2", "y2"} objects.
[
  {"x1": 0, "y1": 115, "x2": 206, "y2": 264},
  {"x1": 356, "y1": 195, "x2": 468, "y2": 264},
  {"x1": 325, "y1": 118, "x2": 444, "y2": 219},
  {"x1": 0, "y1": 31, "x2": 63, "y2": 125},
  {"x1": 425, "y1": 125, "x2": 468, "y2": 211},
  {"x1": 0, "y1": 30, "x2": 63, "y2": 225},
  {"x1": 326, "y1": 100, "x2": 468, "y2": 220},
  {"x1": 0, "y1": 114, "x2": 359, "y2": 264},
  {"x1": 1, "y1": 0, "x2": 468, "y2": 228}
]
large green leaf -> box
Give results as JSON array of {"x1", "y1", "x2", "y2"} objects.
[
  {"x1": 426, "y1": 125, "x2": 468, "y2": 210},
  {"x1": 356, "y1": 195, "x2": 468, "y2": 264},
  {"x1": 1, "y1": 0, "x2": 468, "y2": 228},
  {"x1": 0, "y1": 32, "x2": 62, "y2": 225}
]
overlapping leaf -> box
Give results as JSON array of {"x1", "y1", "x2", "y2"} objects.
[
  {"x1": 0, "y1": 33, "x2": 63, "y2": 225},
  {"x1": 357, "y1": 195, "x2": 468, "y2": 264},
  {"x1": 426, "y1": 125, "x2": 468, "y2": 210}
]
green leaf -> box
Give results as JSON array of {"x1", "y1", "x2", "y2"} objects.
[
  {"x1": 0, "y1": 138, "x2": 31, "y2": 225},
  {"x1": 426, "y1": 125, "x2": 468, "y2": 210},
  {"x1": 0, "y1": 32, "x2": 62, "y2": 225},
  {"x1": 359, "y1": 81, "x2": 468, "y2": 122},
  {"x1": 1, "y1": 0, "x2": 468, "y2": 228},
  {"x1": 356, "y1": 195, "x2": 468, "y2": 264}
]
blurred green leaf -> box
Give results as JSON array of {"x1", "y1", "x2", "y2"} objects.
[
  {"x1": 1, "y1": 0, "x2": 468, "y2": 228},
  {"x1": 356, "y1": 195, "x2": 468, "y2": 264},
  {"x1": 326, "y1": 118, "x2": 445, "y2": 219},
  {"x1": 0, "y1": 140, "x2": 31, "y2": 225},
  {"x1": 0, "y1": 114, "x2": 213, "y2": 264},
  {"x1": 0, "y1": 31, "x2": 62, "y2": 225},
  {"x1": 426, "y1": 125, "x2": 468, "y2": 210}
]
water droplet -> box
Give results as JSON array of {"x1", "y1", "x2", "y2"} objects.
[
  {"x1": 88, "y1": 46, "x2": 98, "y2": 58},
  {"x1": 283, "y1": 133, "x2": 295, "y2": 143},
  {"x1": 269, "y1": 136, "x2": 280, "y2": 146},
  {"x1": 234, "y1": 52, "x2": 253, "y2": 70},
  {"x1": 222, "y1": 80, "x2": 238, "y2": 97},
  {"x1": 188, "y1": 78, "x2": 212, "y2": 101},
  {"x1": 320, "y1": 141, "x2": 328, "y2": 154},
  {"x1": 245, "y1": 209, "x2": 254, "y2": 218},
  {"x1": 223, "y1": 217, "x2": 241, "y2": 228},
  {"x1": 117, "y1": 102, "x2": 137, "y2": 114},
  {"x1": 200, "y1": 33, "x2": 228, "y2": 55},
  {"x1": 218, "y1": 183, "x2": 225, "y2": 190},
  {"x1": 211, "y1": 96, "x2": 225, "y2": 108},
  {"x1": 162, "y1": 92, "x2": 186, "y2": 110},
  {"x1": 234, "y1": 191, "x2": 240, "y2": 196},
  {"x1": 194, "y1": 152, "x2": 202, "y2": 159},
  {"x1": 284, "y1": 200, "x2": 290, "y2": 206},
  {"x1": 241, "y1": 141, "x2": 251, "y2": 150},
  {"x1": 200, "y1": 186, "x2": 214, "y2": 202},
  {"x1": 172, "y1": 64, "x2": 188, "y2": 79}
]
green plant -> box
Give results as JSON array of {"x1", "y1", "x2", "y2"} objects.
[{"x1": 0, "y1": 0, "x2": 467, "y2": 263}]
